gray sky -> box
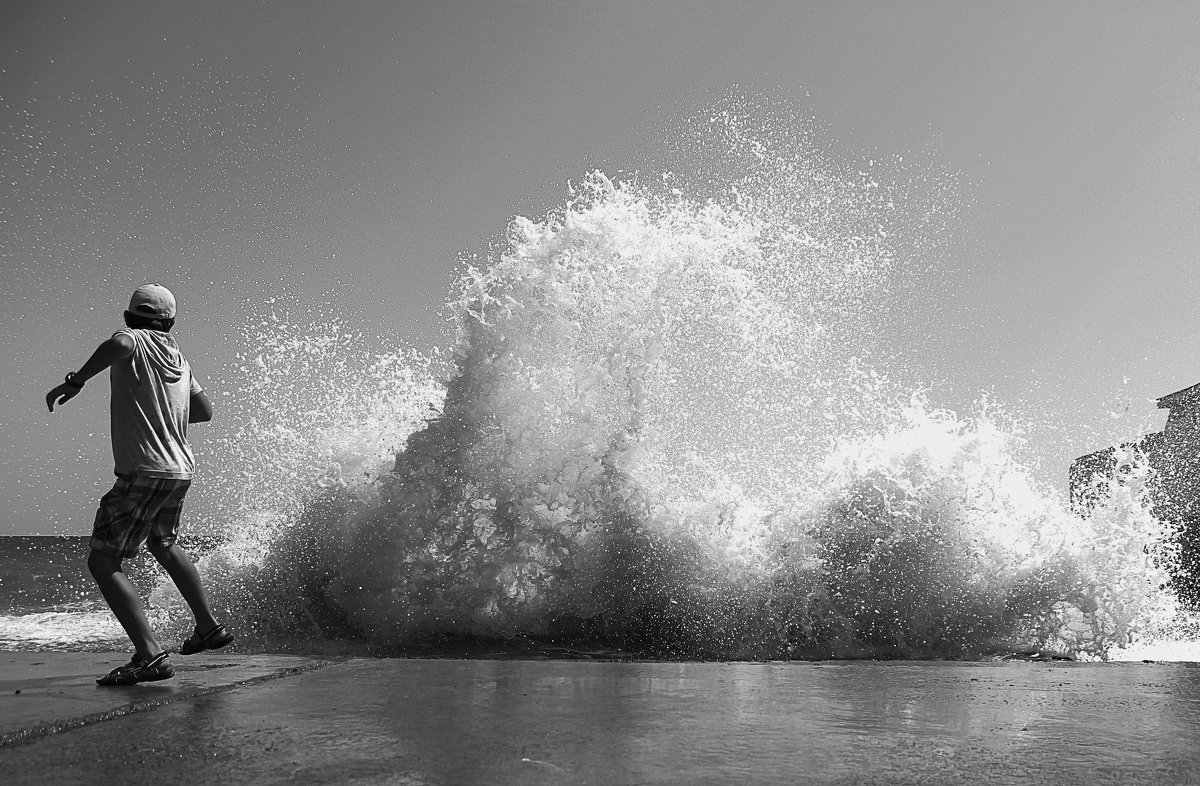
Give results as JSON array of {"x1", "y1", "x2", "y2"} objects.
[{"x1": 4, "y1": 1, "x2": 1200, "y2": 535}]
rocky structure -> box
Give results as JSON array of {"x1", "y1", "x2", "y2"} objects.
[{"x1": 1070, "y1": 383, "x2": 1200, "y2": 605}]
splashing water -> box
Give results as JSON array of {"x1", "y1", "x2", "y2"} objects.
[
  {"x1": 147, "y1": 314, "x2": 444, "y2": 646},
  {"x1": 157, "y1": 95, "x2": 1183, "y2": 660}
]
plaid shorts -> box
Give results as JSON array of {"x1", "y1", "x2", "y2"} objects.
[{"x1": 90, "y1": 475, "x2": 192, "y2": 558}]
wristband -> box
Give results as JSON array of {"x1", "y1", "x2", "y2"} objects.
[{"x1": 65, "y1": 372, "x2": 84, "y2": 389}]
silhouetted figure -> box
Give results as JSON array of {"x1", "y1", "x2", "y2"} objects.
[{"x1": 46, "y1": 284, "x2": 234, "y2": 685}]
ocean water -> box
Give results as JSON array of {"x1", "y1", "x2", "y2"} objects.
[
  {"x1": 0, "y1": 535, "x2": 227, "y2": 651},
  {"x1": 4, "y1": 93, "x2": 1196, "y2": 661},
  {"x1": 0, "y1": 536, "x2": 149, "y2": 651}
]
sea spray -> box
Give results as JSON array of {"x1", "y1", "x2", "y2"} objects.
[
  {"x1": 156, "y1": 96, "x2": 1180, "y2": 659},
  {"x1": 807, "y1": 408, "x2": 1175, "y2": 658},
  {"x1": 315, "y1": 164, "x2": 945, "y2": 655},
  {"x1": 147, "y1": 314, "x2": 443, "y2": 644}
]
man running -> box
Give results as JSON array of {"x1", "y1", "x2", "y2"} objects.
[{"x1": 46, "y1": 284, "x2": 233, "y2": 686}]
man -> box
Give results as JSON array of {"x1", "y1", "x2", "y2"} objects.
[{"x1": 46, "y1": 284, "x2": 233, "y2": 686}]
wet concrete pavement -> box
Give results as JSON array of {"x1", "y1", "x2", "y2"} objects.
[
  {"x1": 2, "y1": 655, "x2": 1200, "y2": 784},
  {"x1": 0, "y1": 651, "x2": 332, "y2": 744}
]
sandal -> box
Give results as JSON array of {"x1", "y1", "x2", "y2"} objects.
[
  {"x1": 97, "y1": 652, "x2": 174, "y2": 686},
  {"x1": 179, "y1": 623, "x2": 235, "y2": 655}
]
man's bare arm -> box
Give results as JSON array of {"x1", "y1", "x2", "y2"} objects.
[
  {"x1": 189, "y1": 389, "x2": 214, "y2": 423},
  {"x1": 46, "y1": 333, "x2": 135, "y2": 412}
]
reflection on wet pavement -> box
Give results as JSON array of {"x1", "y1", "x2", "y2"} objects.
[{"x1": 4, "y1": 659, "x2": 1200, "y2": 785}]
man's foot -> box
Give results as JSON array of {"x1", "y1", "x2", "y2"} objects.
[
  {"x1": 96, "y1": 652, "x2": 174, "y2": 686},
  {"x1": 179, "y1": 623, "x2": 235, "y2": 655}
]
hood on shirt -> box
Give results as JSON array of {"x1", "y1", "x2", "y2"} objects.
[{"x1": 132, "y1": 329, "x2": 187, "y2": 384}]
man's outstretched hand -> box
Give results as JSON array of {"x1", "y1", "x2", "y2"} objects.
[{"x1": 46, "y1": 383, "x2": 81, "y2": 412}]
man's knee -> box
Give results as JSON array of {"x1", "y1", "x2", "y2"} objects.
[
  {"x1": 146, "y1": 535, "x2": 178, "y2": 560},
  {"x1": 87, "y1": 548, "x2": 122, "y2": 577}
]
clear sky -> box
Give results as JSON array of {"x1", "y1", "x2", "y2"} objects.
[{"x1": 4, "y1": 1, "x2": 1200, "y2": 535}]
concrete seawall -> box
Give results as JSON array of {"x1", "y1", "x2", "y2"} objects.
[{"x1": 3, "y1": 652, "x2": 1200, "y2": 784}]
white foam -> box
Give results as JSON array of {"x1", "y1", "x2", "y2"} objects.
[
  {"x1": 0, "y1": 611, "x2": 123, "y2": 649},
  {"x1": 157, "y1": 93, "x2": 1192, "y2": 660}
]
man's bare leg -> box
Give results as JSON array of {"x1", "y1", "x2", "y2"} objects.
[
  {"x1": 87, "y1": 549, "x2": 163, "y2": 658},
  {"x1": 147, "y1": 541, "x2": 218, "y2": 635}
]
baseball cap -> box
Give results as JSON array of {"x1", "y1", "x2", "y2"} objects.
[{"x1": 128, "y1": 284, "x2": 177, "y2": 319}]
